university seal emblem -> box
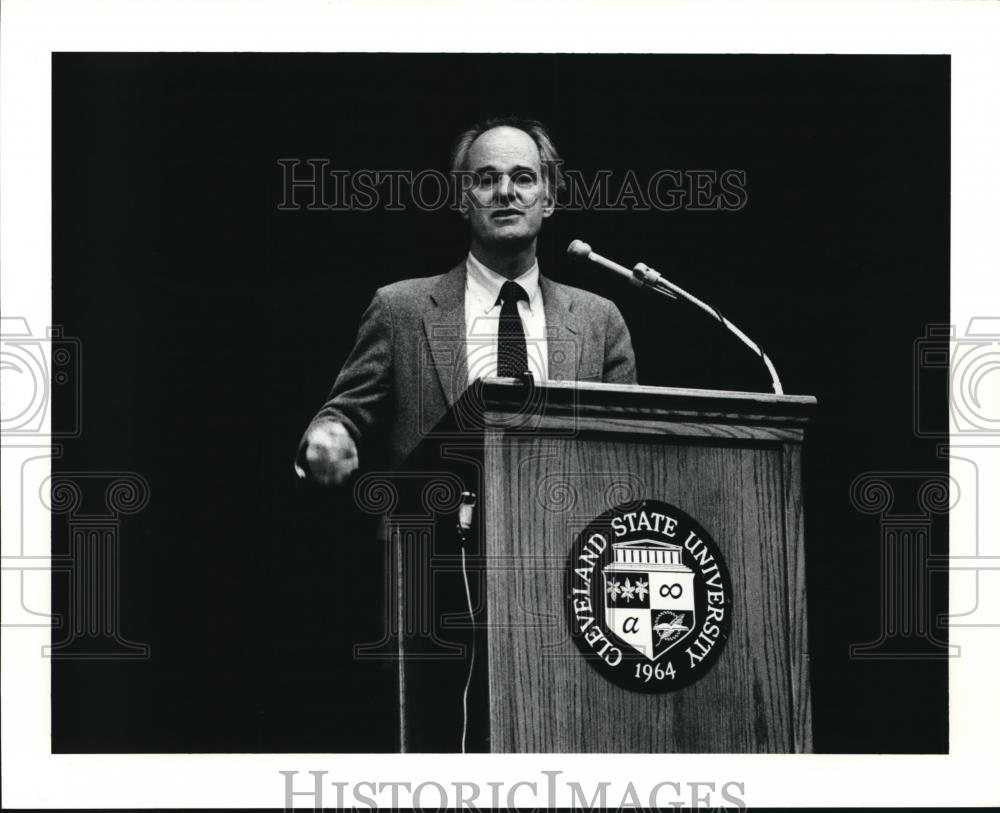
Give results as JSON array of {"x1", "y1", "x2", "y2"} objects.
[{"x1": 566, "y1": 500, "x2": 733, "y2": 692}]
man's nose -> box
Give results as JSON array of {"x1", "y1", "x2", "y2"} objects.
[{"x1": 495, "y1": 173, "x2": 515, "y2": 202}]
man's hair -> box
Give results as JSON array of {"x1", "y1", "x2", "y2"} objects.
[{"x1": 449, "y1": 115, "x2": 566, "y2": 197}]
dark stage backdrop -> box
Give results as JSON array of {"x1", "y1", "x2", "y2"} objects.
[{"x1": 52, "y1": 53, "x2": 949, "y2": 753}]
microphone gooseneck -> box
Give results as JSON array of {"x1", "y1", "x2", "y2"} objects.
[{"x1": 567, "y1": 239, "x2": 784, "y2": 395}]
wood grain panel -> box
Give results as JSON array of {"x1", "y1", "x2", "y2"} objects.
[
  {"x1": 485, "y1": 432, "x2": 798, "y2": 752},
  {"x1": 782, "y1": 443, "x2": 813, "y2": 752}
]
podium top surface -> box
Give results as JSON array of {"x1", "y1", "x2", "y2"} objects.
[
  {"x1": 467, "y1": 377, "x2": 816, "y2": 426},
  {"x1": 402, "y1": 378, "x2": 817, "y2": 468}
]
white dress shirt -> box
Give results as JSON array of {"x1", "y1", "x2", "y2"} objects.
[{"x1": 464, "y1": 253, "x2": 548, "y2": 384}]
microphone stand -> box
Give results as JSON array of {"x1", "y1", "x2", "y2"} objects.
[
  {"x1": 631, "y1": 262, "x2": 784, "y2": 395},
  {"x1": 566, "y1": 240, "x2": 784, "y2": 395}
]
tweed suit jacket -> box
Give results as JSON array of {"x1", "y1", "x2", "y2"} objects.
[{"x1": 297, "y1": 261, "x2": 637, "y2": 472}]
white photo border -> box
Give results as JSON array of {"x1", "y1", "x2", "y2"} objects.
[{"x1": 2, "y1": 0, "x2": 999, "y2": 808}]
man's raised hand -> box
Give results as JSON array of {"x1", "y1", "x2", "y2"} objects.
[{"x1": 300, "y1": 420, "x2": 359, "y2": 486}]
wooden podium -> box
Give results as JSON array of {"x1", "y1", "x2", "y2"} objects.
[{"x1": 379, "y1": 377, "x2": 816, "y2": 753}]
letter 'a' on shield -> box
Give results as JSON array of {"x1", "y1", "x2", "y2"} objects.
[{"x1": 604, "y1": 539, "x2": 696, "y2": 661}]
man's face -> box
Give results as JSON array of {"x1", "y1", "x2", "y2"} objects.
[{"x1": 461, "y1": 126, "x2": 554, "y2": 250}]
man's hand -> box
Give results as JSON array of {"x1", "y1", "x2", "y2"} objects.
[{"x1": 300, "y1": 420, "x2": 359, "y2": 486}]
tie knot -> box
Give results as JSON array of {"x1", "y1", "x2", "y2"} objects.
[{"x1": 497, "y1": 280, "x2": 529, "y2": 308}]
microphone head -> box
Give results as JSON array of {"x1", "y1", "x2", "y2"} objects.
[
  {"x1": 566, "y1": 239, "x2": 592, "y2": 259},
  {"x1": 457, "y1": 491, "x2": 477, "y2": 533}
]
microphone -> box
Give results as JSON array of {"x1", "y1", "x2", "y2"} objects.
[
  {"x1": 456, "y1": 491, "x2": 477, "y2": 545},
  {"x1": 567, "y1": 239, "x2": 784, "y2": 395},
  {"x1": 566, "y1": 240, "x2": 676, "y2": 297}
]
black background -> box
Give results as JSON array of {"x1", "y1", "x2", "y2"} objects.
[{"x1": 52, "y1": 53, "x2": 949, "y2": 753}]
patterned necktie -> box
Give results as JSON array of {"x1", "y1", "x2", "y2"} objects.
[{"x1": 496, "y1": 280, "x2": 529, "y2": 377}]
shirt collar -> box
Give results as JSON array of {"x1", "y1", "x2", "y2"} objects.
[{"x1": 465, "y1": 252, "x2": 541, "y2": 314}]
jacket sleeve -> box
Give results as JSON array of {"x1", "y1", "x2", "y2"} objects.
[
  {"x1": 294, "y1": 289, "x2": 394, "y2": 477},
  {"x1": 602, "y1": 301, "x2": 638, "y2": 385}
]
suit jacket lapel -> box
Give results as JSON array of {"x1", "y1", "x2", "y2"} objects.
[
  {"x1": 540, "y1": 275, "x2": 579, "y2": 381},
  {"x1": 422, "y1": 266, "x2": 580, "y2": 404},
  {"x1": 423, "y1": 262, "x2": 468, "y2": 408}
]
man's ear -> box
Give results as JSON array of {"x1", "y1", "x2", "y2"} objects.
[
  {"x1": 455, "y1": 170, "x2": 475, "y2": 221},
  {"x1": 458, "y1": 187, "x2": 472, "y2": 221},
  {"x1": 541, "y1": 186, "x2": 556, "y2": 218}
]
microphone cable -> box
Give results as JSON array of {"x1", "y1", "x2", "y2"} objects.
[{"x1": 455, "y1": 492, "x2": 478, "y2": 754}]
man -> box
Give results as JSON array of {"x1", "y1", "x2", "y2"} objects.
[{"x1": 295, "y1": 116, "x2": 637, "y2": 484}]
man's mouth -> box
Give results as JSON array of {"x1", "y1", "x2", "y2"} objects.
[{"x1": 491, "y1": 208, "x2": 523, "y2": 220}]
